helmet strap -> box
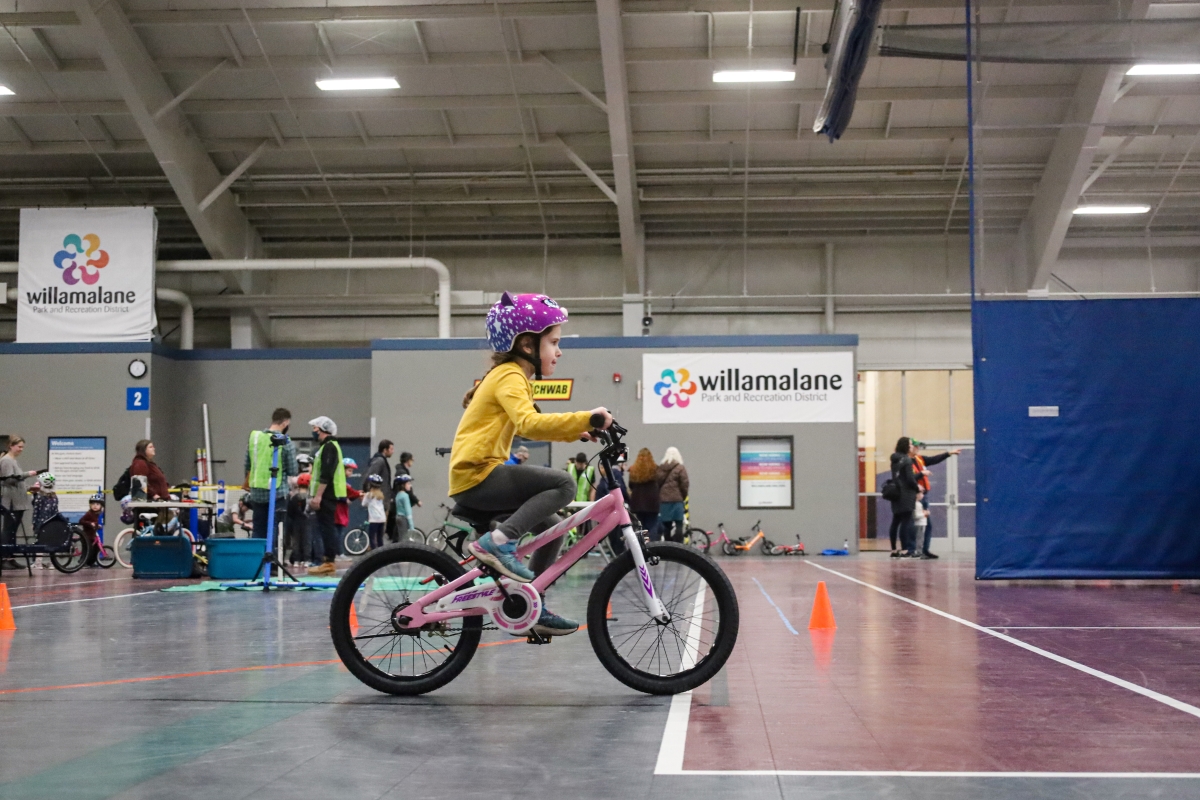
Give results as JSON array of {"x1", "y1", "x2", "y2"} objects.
[{"x1": 511, "y1": 333, "x2": 543, "y2": 380}]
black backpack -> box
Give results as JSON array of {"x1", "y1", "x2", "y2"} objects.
[
  {"x1": 112, "y1": 467, "x2": 132, "y2": 500},
  {"x1": 880, "y1": 478, "x2": 900, "y2": 502}
]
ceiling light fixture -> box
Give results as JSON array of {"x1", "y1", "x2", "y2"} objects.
[
  {"x1": 713, "y1": 70, "x2": 796, "y2": 83},
  {"x1": 316, "y1": 77, "x2": 400, "y2": 91},
  {"x1": 1073, "y1": 205, "x2": 1151, "y2": 215},
  {"x1": 0, "y1": 85, "x2": 14, "y2": 96},
  {"x1": 1126, "y1": 64, "x2": 1200, "y2": 76}
]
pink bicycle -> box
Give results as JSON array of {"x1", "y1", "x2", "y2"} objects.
[{"x1": 329, "y1": 416, "x2": 740, "y2": 696}]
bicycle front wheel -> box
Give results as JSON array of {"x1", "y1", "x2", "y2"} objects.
[
  {"x1": 51, "y1": 528, "x2": 89, "y2": 574},
  {"x1": 95, "y1": 539, "x2": 117, "y2": 568},
  {"x1": 720, "y1": 539, "x2": 737, "y2": 557},
  {"x1": 400, "y1": 527, "x2": 426, "y2": 545},
  {"x1": 684, "y1": 528, "x2": 710, "y2": 554},
  {"x1": 344, "y1": 528, "x2": 370, "y2": 556},
  {"x1": 424, "y1": 527, "x2": 448, "y2": 552},
  {"x1": 329, "y1": 543, "x2": 482, "y2": 696},
  {"x1": 587, "y1": 543, "x2": 739, "y2": 695},
  {"x1": 113, "y1": 528, "x2": 136, "y2": 568}
]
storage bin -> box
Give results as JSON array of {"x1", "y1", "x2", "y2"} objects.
[
  {"x1": 131, "y1": 536, "x2": 195, "y2": 579},
  {"x1": 206, "y1": 538, "x2": 267, "y2": 580}
]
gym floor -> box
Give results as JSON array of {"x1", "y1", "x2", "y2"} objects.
[{"x1": 2, "y1": 554, "x2": 1199, "y2": 800}]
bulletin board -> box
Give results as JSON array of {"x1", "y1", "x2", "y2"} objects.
[
  {"x1": 738, "y1": 436, "x2": 793, "y2": 509},
  {"x1": 47, "y1": 437, "x2": 107, "y2": 522}
]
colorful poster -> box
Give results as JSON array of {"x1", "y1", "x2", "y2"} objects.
[
  {"x1": 739, "y1": 437, "x2": 793, "y2": 509},
  {"x1": 17, "y1": 207, "x2": 158, "y2": 342},
  {"x1": 47, "y1": 437, "x2": 107, "y2": 521},
  {"x1": 642, "y1": 351, "x2": 854, "y2": 424}
]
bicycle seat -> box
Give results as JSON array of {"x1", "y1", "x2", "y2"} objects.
[
  {"x1": 138, "y1": 512, "x2": 158, "y2": 522},
  {"x1": 450, "y1": 504, "x2": 515, "y2": 534}
]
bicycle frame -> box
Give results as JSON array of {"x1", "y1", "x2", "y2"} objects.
[{"x1": 392, "y1": 490, "x2": 668, "y2": 629}]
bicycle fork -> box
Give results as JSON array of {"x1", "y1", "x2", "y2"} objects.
[{"x1": 621, "y1": 525, "x2": 670, "y2": 622}]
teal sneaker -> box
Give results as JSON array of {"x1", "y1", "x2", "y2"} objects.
[
  {"x1": 532, "y1": 607, "x2": 579, "y2": 637},
  {"x1": 468, "y1": 536, "x2": 535, "y2": 582}
]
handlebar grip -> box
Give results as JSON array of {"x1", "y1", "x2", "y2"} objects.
[
  {"x1": 589, "y1": 412, "x2": 607, "y2": 429},
  {"x1": 434, "y1": 447, "x2": 452, "y2": 457}
]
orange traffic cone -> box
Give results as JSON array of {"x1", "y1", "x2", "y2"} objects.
[
  {"x1": 808, "y1": 581, "x2": 836, "y2": 630},
  {"x1": 0, "y1": 584, "x2": 14, "y2": 632},
  {"x1": 348, "y1": 602, "x2": 359, "y2": 634}
]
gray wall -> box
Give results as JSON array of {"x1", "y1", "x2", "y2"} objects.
[
  {"x1": 151, "y1": 355, "x2": 372, "y2": 485},
  {"x1": 372, "y1": 341, "x2": 858, "y2": 551},
  {"x1": 0, "y1": 350, "x2": 153, "y2": 524}
]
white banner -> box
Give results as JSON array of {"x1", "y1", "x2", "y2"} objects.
[
  {"x1": 17, "y1": 207, "x2": 157, "y2": 343},
  {"x1": 642, "y1": 351, "x2": 855, "y2": 424}
]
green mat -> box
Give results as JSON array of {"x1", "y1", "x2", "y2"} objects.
[{"x1": 161, "y1": 579, "x2": 341, "y2": 592}]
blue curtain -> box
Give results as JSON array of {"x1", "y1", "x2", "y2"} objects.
[{"x1": 975, "y1": 299, "x2": 1200, "y2": 579}]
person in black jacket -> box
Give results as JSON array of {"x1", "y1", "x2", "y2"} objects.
[{"x1": 888, "y1": 437, "x2": 922, "y2": 558}]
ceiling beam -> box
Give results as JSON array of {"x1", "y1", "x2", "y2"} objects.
[
  {"x1": 1010, "y1": 1, "x2": 1150, "y2": 290},
  {"x1": 71, "y1": 0, "x2": 260, "y2": 261},
  {"x1": 0, "y1": 1, "x2": 1113, "y2": 28},
  {"x1": 596, "y1": 0, "x2": 642, "y2": 295}
]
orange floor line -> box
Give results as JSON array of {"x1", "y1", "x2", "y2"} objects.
[{"x1": 0, "y1": 634, "x2": 535, "y2": 696}]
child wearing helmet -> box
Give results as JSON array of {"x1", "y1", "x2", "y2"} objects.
[
  {"x1": 79, "y1": 493, "x2": 105, "y2": 567},
  {"x1": 451, "y1": 291, "x2": 612, "y2": 638},
  {"x1": 394, "y1": 474, "x2": 415, "y2": 540},
  {"x1": 363, "y1": 474, "x2": 387, "y2": 550},
  {"x1": 31, "y1": 473, "x2": 61, "y2": 569}
]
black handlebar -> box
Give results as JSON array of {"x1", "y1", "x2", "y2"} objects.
[
  {"x1": 589, "y1": 412, "x2": 607, "y2": 429},
  {"x1": 434, "y1": 447, "x2": 452, "y2": 457}
]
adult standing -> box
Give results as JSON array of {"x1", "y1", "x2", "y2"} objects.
[
  {"x1": 243, "y1": 407, "x2": 298, "y2": 540},
  {"x1": 130, "y1": 440, "x2": 171, "y2": 500},
  {"x1": 1, "y1": 436, "x2": 39, "y2": 568},
  {"x1": 657, "y1": 447, "x2": 689, "y2": 543},
  {"x1": 910, "y1": 440, "x2": 961, "y2": 560},
  {"x1": 307, "y1": 416, "x2": 346, "y2": 576},
  {"x1": 567, "y1": 453, "x2": 596, "y2": 503},
  {"x1": 888, "y1": 436, "x2": 922, "y2": 557},
  {"x1": 627, "y1": 448, "x2": 661, "y2": 541}
]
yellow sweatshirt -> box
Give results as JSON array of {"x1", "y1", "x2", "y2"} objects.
[{"x1": 449, "y1": 361, "x2": 593, "y2": 495}]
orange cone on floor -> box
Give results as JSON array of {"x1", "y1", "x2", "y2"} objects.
[
  {"x1": 808, "y1": 581, "x2": 836, "y2": 630},
  {"x1": 0, "y1": 584, "x2": 14, "y2": 632},
  {"x1": 348, "y1": 602, "x2": 359, "y2": 633}
]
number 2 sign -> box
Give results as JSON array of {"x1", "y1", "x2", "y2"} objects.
[{"x1": 126, "y1": 387, "x2": 150, "y2": 411}]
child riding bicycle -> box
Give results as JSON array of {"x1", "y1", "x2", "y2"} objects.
[{"x1": 453, "y1": 291, "x2": 611, "y2": 638}]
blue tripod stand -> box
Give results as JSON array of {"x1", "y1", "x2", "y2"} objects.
[{"x1": 224, "y1": 434, "x2": 309, "y2": 591}]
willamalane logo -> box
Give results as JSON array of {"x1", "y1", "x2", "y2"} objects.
[
  {"x1": 697, "y1": 367, "x2": 844, "y2": 393},
  {"x1": 657, "y1": 365, "x2": 846, "y2": 408}
]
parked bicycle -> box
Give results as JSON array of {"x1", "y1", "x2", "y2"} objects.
[
  {"x1": 113, "y1": 512, "x2": 194, "y2": 569},
  {"x1": 766, "y1": 534, "x2": 806, "y2": 556},
  {"x1": 0, "y1": 482, "x2": 89, "y2": 575},
  {"x1": 329, "y1": 415, "x2": 739, "y2": 696},
  {"x1": 425, "y1": 503, "x2": 476, "y2": 555},
  {"x1": 694, "y1": 521, "x2": 773, "y2": 556}
]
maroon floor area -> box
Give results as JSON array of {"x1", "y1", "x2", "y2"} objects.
[{"x1": 684, "y1": 556, "x2": 1200, "y2": 773}]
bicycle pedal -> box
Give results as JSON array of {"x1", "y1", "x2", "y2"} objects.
[{"x1": 525, "y1": 631, "x2": 551, "y2": 645}]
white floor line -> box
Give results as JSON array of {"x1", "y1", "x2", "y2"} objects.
[
  {"x1": 13, "y1": 590, "x2": 161, "y2": 609},
  {"x1": 807, "y1": 561, "x2": 1200, "y2": 722},
  {"x1": 989, "y1": 626, "x2": 1200, "y2": 631},
  {"x1": 675, "y1": 770, "x2": 1200, "y2": 779},
  {"x1": 654, "y1": 579, "x2": 707, "y2": 776},
  {"x1": 3, "y1": 576, "x2": 135, "y2": 591}
]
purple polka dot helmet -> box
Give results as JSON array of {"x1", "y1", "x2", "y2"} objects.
[{"x1": 486, "y1": 291, "x2": 569, "y2": 353}]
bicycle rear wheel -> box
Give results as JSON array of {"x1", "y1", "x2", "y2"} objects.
[
  {"x1": 424, "y1": 527, "x2": 448, "y2": 552},
  {"x1": 344, "y1": 527, "x2": 369, "y2": 556},
  {"x1": 684, "y1": 528, "x2": 710, "y2": 554},
  {"x1": 400, "y1": 527, "x2": 426, "y2": 545},
  {"x1": 720, "y1": 539, "x2": 737, "y2": 556},
  {"x1": 587, "y1": 543, "x2": 739, "y2": 695},
  {"x1": 50, "y1": 528, "x2": 88, "y2": 574},
  {"x1": 329, "y1": 543, "x2": 482, "y2": 696}
]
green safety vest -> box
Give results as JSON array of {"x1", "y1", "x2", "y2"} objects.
[
  {"x1": 567, "y1": 463, "x2": 595, "y2": 503},
  {"x1": 247, "y1": 430, "x2": 283, "y2": 491},
  {"x1": 311, "y1": 439, "x2": 347, "y2": 499}
]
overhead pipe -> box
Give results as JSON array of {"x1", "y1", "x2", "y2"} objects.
[
  {"x1": 157, "y1": 257, "x2": 451, "y2": 338},
  {"x1": 3, "y1": 283, "x2": 194, "y2": 350}
]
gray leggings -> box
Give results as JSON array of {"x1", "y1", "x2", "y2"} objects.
[{"x1": 452, "y1": 464, "x2": 575, "y2": 576}]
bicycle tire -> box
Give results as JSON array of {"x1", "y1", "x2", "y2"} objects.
[
  {"x1": 587, "y1": 543, "x2": 739, "y2": 695},
  {"x1": 760, "y1": 537, "x2": 775, "y2": 555},
  {"x1": 685, "y1": 528, "x2": 710, "y2": 555},
  {"x1": 400, "y1": 527, "x2": 426, "y2": 546},
  {"x1": 720, "y1": 539, "x2": 737, "y2": 556},
  {"x1": 329, "y1": 543, "x2": 483, "y2": 696},
  {"x1": 424, "y1": 527, "x2": 449, "y2": 552},
  {"x1": 51, "y1": 528, "x2": 88, "y2": 574},
  {"x1": 113, "y1": 528, "x2": 136, "y2": 568},
  {"x1": 344, "y1": 528, "x2": 370, "y2": 556},
  {"x1": 95, "y1": 540, "x2": 117, "y2": 568}
]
